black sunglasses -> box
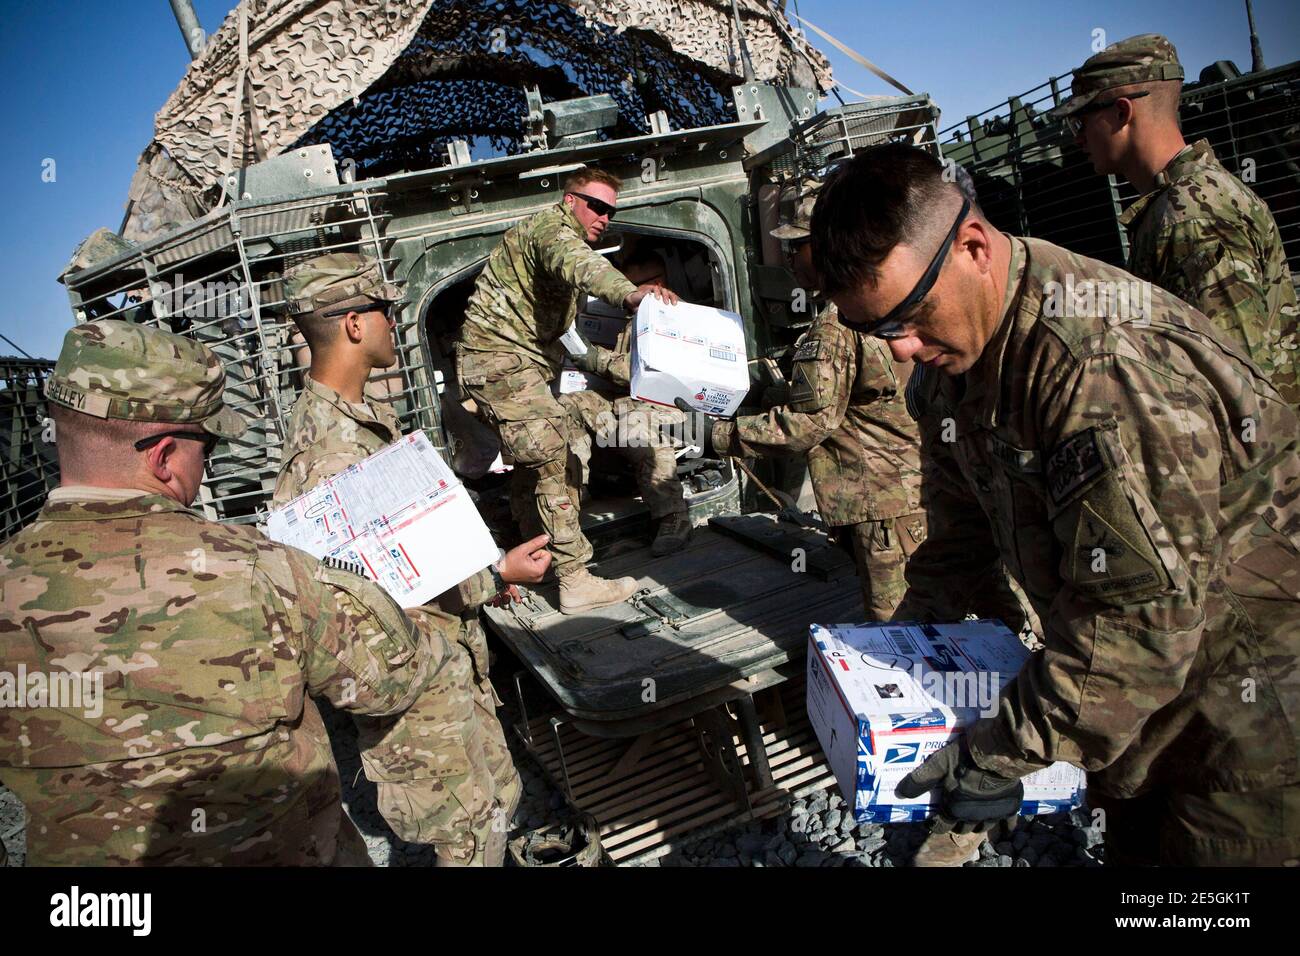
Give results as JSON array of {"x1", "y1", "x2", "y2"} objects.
[
  {"x1": 842, "y1": 197, "x2": 970, "y2": 339},
  {"x1": 1064, "y1": 90, "x2": 1150, "y2": 137},
  {"x1": 134, "y1": 430, "x2": 220, "y2": 456},
  {"x1": 320, "y1": 299, "x2": 393, "y2": 320},
  {"x1": 570, "y1": 191, "x2": 617, "y2": 218}
]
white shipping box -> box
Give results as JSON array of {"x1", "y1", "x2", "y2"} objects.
[
  {"x1": 266, "y1": 431, "x2": 499, "y2": 608},
  {"x1": 554, "y1": 364, "x2": 612, "y2": 395},
  {"x1": 630, "y1": 298, "x2": 749, "y2": 416},
  {"x1": 806, "y1": 620, "x2": 1086, "y2": 823}
]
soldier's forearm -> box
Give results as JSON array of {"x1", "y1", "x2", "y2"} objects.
[
  {"x1": 719, "y1": 406, "x2": 840, "y2": 458},
  {"x1": 967, "y1": 600, "x2": 1206, "y2": 779}
]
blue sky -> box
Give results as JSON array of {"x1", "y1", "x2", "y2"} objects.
[{"x1": 2, "y1": 0, "x2": 1297, "y2": 361}]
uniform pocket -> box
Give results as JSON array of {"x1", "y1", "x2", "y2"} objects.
[
  {"x1": 497, "y1": 417, "x2": 567, "y2": 468},
  {"x1": 315, "y1": 562, "x2": 418, "y2": 670}
]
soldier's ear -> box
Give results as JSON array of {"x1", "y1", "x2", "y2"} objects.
[
  {"x1": 343, "y1": 311, "x2": 366, "y2": 344},
  {"x1": 960, "y1": 218, "x2": 995, "y2": 275},
  {"x1": 143, "y1": 436, "x2": 176, "y2": 482}
]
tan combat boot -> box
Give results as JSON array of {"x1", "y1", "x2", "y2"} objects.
[
  {"x1": 651, "y1": 512, "x2": 691, "y2": 556},
  {"x1": 558, "y1": 568, "x2": 639, "y2": 615},
  {"x1": 911, "y1": 829, "x2": 986, "y2": 867}
]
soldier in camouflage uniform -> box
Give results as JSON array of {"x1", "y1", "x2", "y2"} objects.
[
  {"x1": 813, "y1": 144, "x2": 1300, "y2": 866},
  {"x1": 555, "y1": 252, "x2": 691, "y2": 558},
  {"x1": 1056, "y1": 33, "x2": 1299, "y2": 406},
  {"x1": 680, "y1": 179, "x2": 926, "y2": 620},
  {"x1": 455, "y1": 166, "x2": 680, "y2": 614},
  {"x1": 0, "y1": 321, "x2": 471, "y2": 865},
  {"x1": 271, "y1": 253, "x2": 553, "y2": 865}
]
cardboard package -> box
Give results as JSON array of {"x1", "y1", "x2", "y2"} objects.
[
  {"x1": 577, "y1": 296, "x2": 629, "y2": 347},
  {"x1": 806, "y1": 620, "x2": 1087, "y2": 823},
  {"x1": 630, "y1": 297, "x2": 749, "y2": 416}
]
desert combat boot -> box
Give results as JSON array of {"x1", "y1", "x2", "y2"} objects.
[
  {"x1": 912, "y1": 829, "x2": 986, "y2": 867},
  {"x1": 651, "y1": 512, "x2": 691, "y2": 557},
  {"x1": 559, "y1": 566, "x2": 639, "y2": 615}
]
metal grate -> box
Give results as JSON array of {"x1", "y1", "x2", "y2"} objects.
[
  {"x1": 941, "y1": 61, "x2": 1300, "y2": 276},
  {"x1": 791, "y1": 94, "x2": 942, "y2": 173},
  {"x1": 60, "y1": 181, "x2": 443, "y2": 527},
  {"x1": 0, "y1": 358, "x2": 59, "y2": 543}
]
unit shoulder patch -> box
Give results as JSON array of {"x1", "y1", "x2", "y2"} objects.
[
  {"x1": 1046, "y1": 426, "x2": 1112, "y2": 507},
  {"x1": 793, "y1": 339, "x2": 823, "y2": 363}
]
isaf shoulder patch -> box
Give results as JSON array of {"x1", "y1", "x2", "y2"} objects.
[
  {"x1": 793, "y1": 339, "x2": 822, "y2": 363},
  {"x1": 1046, "y1": 426, "x2": 1110, "y2": 506}
]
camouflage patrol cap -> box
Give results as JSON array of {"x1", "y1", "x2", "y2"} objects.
[
  {"x1": 45, "y1": 320, "x2": 247, "y2": 438},
  {"x1": 282, "y1": 252, "x2": 401, "y2": 316},
  {"x1": 1051, "y1": 34, "x2": 1184, "y2": 118},
  {"x1": 770, "y1": 177, "x2": 824, "y2": 241}
]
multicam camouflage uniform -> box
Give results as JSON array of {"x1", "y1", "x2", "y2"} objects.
[
  {"x1": 554, "y1": 324, "x2": 686, "y2": 525},
  {"x1": 906, "y1": 364, "x2": 1040, "y2": 638},
  {"x1": 1120, "y1": 139, "x2": 1300, "y2": 406},
  {"x1": 275, "y1": 256, "x2": 521, "y2": 865},
  {"x1": 712, "y1": 304, "x2": 925, "y2": 620},
  {"x1": 456, "y1": 202, "x2": 638, "y2": 579},
  {"x1": 555, "y1": 389, "x2": 686, "y2": 523},
  {"x1": 706, "y1": 178, "x2": 925, "y2": 620},
  {"x1": 894, "y1": 236, "x2": 1300, "y2": 865},
  {"x1": 1053, "y1": 34, "x2": 1300, "y2": 406},
  {"x1": 0, "y1": 321, "x2": 459, "y2": 865}
]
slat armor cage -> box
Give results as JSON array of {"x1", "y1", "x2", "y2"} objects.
[
  {"x1": 59, "y1": 178, "x2": 436, "y2": 529},
  {"x1": 0, "y1": 358, "x2": 59, "y2": 542},
  {"x1": 941, "y1": 61, "x2": 1300, "y2": 277}
]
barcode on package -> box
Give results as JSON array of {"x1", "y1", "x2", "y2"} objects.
[
  {"x1": 887, "y1": 628, "x2": 916, "y2": 656},
  {"x1": 708, "y1": 347, "x2": 736, "y2": 362}
]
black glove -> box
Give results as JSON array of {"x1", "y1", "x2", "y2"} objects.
[
  {"x1": 895, "y1": 737, "x2": 1024, "y2": 834},
  {"x1": 661, "y1": 397, "x2": 716, "y2": 457}
]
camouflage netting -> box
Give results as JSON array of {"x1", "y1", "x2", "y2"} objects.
[{"x1": 121, "y1": 0, "x2": 832, "y2": 244}]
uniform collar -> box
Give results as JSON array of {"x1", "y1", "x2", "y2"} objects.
[
  {"x1": 557, "y1": 200, "x2": 584, "y2": 236},
  {"x1": 958, "y1": 235, "x2": 1028, "y2": 428},
  {"x1": 302, "y1": 374, "x2": 399, "y2": 437},
  {"x1": 1119, "y1": 139, "x2": 1215, "y2": 228},
  {"x1": 39, "y1": 488, "x2": 200, "y2": 522}
]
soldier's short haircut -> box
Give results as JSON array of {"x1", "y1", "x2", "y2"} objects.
[
  {"x1": 1115, "y1": 79, "x2": 1183, "y2": 124},
  {"x1": 293, "y1": 293, "x2": 375, "y2": 353},
  {"x1": 564, "y1": 166, "x2": 622, "y2": 194},
  {"x1": 811, "y1": 144, "x2": 966, "y2": 297},
  {"x1": 48, "y1": 403, "x2": 177, "y2": 476}
]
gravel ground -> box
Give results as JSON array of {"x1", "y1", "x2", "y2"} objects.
[
  {"x1": 0, "y1": 700, "x2": 1103, "y2": 869},
  {"x1": 0, "y1": 783, "x2": 25, "y2": 867},
  {"x1": 644, "y1": 793, "x2": 1104, "y2": 868}
]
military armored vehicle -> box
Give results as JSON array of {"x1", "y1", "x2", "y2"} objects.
[
  {"x1": 43, "y1": 0, "x2": 942, "y2": 863},
  {"x1": 941, "y1": 58, "x2": 1300, "y2": 276},
  {"x1": 34, "y1": 1, "x2": 1296, "y2": 863}
]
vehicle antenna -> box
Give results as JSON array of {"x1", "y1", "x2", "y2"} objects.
[
  {"x1": 168, "y1": 0, "x2": 206, "y2": 61},
  {"x1": 0, "y1": 334, "x2": 34, "y2": 359},
  {"x1": 1245, "y1": 0, "x2": 1266, "y2": 72},
  {"x1": 730, "y1": 0, "x2": 757, "y2": 83}
]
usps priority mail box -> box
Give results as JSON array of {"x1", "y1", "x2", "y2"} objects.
[
  {"x1": 806, "y1": 620, "x2": 1086, "y2": 823},
  {"x1": 630, "y1": 297, "x2": 749, "y2": 416},
  {"x1": 554, "y1": 362, "x2": 611, "y2": 395}
]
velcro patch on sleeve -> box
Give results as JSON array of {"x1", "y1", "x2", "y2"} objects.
[
  {"x1": 793, "y1": 339, "x2": 822, "y2": 362},
  {"x1": 1046, "y1": 426, "x2": 1111, "y2": 507}
]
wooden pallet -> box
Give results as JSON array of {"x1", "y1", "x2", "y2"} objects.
[{"x1": 517, "y1": 674, "x2": 838, "y2": 865}]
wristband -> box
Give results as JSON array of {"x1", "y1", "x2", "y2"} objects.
[{"x1": 489, "y1": 548, "x2": 508, "y2": 593}]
